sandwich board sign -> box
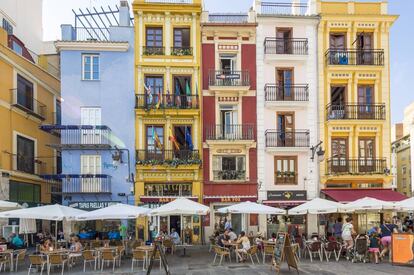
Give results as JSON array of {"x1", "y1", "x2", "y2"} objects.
[{"x1": 272, "y1": 232, "x2": 299, "y2": 275}]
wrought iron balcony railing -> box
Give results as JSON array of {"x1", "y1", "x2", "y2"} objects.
[
  {"x1": 264, "y1": 38, "x2": 308, "y2": 55},
  {"x1": 11, "y1": 154, "x2": 50, "y2": 175},
  {"x1": 135, "y1": 94, "x2": 199, "y2": 109},
  {"x1": 265, "y1": 84, "x2": 309, "y2": 102},
  {"x1": 205, "y1": 124, "x2": 256, "y2": 140},
  {"x1": 41, "y1": 174, "x2": 111, "y2": 194},
  {"x1": 326, "y1": 104, "x2": 386, "y2": 120},
  {"x1": 10, "y1": 89, "x2": 46, "y2": 120},
  {"x1": 261, "y1": 2, "x2": 308, "y2": 15},
  {"x1": 326, "y1": 158, "x2": 387, "y2": 175},
  {"x1": 213, "y1": 170, "x2": 246, "y2": 181},
  {"x1": 171, "y1": 47, "x2": 193, "y2": 56},
  {"x1": 39, "y1": 125, "x2": 112, "y2": 149},
  {"x1": 325, "y1": 49, "x2": 384, "y2": 66},
  {"x1": 136, "y1": 149, "x2": 201, "y2": 165},
  {"x1": 143, "y1": 46, "x2": 165, "y2": 56},
  {"x1": 265, "y1": 130, "x2": 310, "y2": 147},
  {"x1": 208, "y1": 70, "x2": 250, "y2": 87}
]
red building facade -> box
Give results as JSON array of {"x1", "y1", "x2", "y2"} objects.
[{"x1": 201, "y1": 13, "x2": 257, "y2": 237}]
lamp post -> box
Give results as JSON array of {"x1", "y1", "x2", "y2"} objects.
[{"x1": 310, "y1": 141, "x2": 325, "y2": 162}]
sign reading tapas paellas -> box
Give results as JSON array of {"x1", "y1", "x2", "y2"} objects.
[
  {"x1": 216, "y1": 72, "x2": 240, "y2": 80},
  {"x1": 267, "y1": 190, "x2": 307, "y2": 201},
  {"x1": 69, "y1": 201, "x2": 120, "y2": 210}
]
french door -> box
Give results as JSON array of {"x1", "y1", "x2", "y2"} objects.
[
  {"x1": 359, "y1": 138, "x2": 375, "y2": 173},
  {"x1": 80, "y1": 155, "x2": 102, "y2": 193},
  {"x1": 277, "y1": 113, "x2": 295, "y2": 147},
  {"x1": 331, "y1": 138, "x2": 348, "y2": 173},
  {"x1": 276, "y1": 68, "x2": 294, "y2": 100},
  {"x1": 358, "y1": 85, "x2": 374, "y2": 119},
  {"x1": 81, "y1": 107, "x2": 101, "y2": 144}
]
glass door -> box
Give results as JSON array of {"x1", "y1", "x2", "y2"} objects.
[
  {"x1": 277, "y1": 113, "x2": 295, "y2": 147},
  {"x1": 331, "y1": 138, "x2": 348, "y2": 173},
  {"x1": 359, "y1": 137, "x2": 375, "y2": 173},
  {"x1": 276, "y1": 68, "x2": 293, "y2": 100}
]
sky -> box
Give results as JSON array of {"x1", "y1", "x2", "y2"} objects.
[{"x1": 43, "y1": 0, "x2": 414, "y2": 123}]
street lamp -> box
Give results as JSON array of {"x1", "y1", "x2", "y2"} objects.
[{"x1": 310, "y1": 141, "x2": 325, "y2": 162}]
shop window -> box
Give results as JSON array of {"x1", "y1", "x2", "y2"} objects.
[
  {"x1": 212, "y1": 156, "x2": 246, "y2": 181},
  {"x1": 144, "y1": 183, "x2": 192, "y2": 197},
  {"x1": 357, "y1": 183, "x2": 382, "y2": 188},
  {"x1": 82, "y1": 54, "x2": 99, "y2": 80},
  {"x1": 16, "y1": 135, "x2": 35, "y2": 174},
  {"x1": 9, "y1": 181, "x2": 40, "y2": 203},
  {"x1": 274, "y1": 156, "x2": 297, "y2": 185},
  {"x1": 17, "y1": 74, "x2": 34, "y2": 111}
]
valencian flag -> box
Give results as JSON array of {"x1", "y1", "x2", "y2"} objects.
[
  {"x1": 175, "y1": 81, "x2": 181, "y2": 107},
  {"x1": 185, "y1": 80, "x2": 192, "y2": 107},
  {"x1": 155, "y1": 87, "x2": 162, "y2": 109},
  {"x1": 185, "y1": 127, "x2": 194, "y2": 151},
  {"x1": 152, "y1": 127, "x2": 163, "y2": 150},
  {"x1": 166, "y1": 85, "x2": 172, "y2": 107},
  {"x1": 195, "y1": 82, "x2": 199, "y2": 108},
  {"x1": 144, "y1": 82, "x2": 153, "y2": 106},
  {"x1": 169, "y1": 127, "x2": 180, "y2": 151}
]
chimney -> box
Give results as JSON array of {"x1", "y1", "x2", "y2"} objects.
[{"x1": 119, "y1": 0, "x2": 130, "y2": 27}]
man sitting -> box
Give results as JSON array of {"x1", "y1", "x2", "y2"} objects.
[
  {"x1": 170, "y1": 228, "x2": 181, "y2": 245},
  {"x1": 227, "y1": 228, "x2": 237, "y2": 241}
]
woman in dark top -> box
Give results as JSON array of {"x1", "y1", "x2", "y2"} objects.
[{"x1": 379, "y1": 220, "x2": 397, "y2": 260}]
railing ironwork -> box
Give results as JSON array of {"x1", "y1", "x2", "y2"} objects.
[
  {"x1": 10, "y1": 89, "x2": 46, "y2": 120},
  {"x1": 208, "y1": 70, "x2": 250, "y2": 87},
  {"x1": 171, "y1": 47, "x2": 193, "y2": 56},
  {"x1": 265, "y1": 84, "x2": 309, "y2": 101},
  {"x1": 326, "y1": 104, "x2": 386, "y2": 120},
  {"x1": 143, "y1": 46, "x2": 165, "y2": 55},
  {"x1": 265, "y1": 130, "x2": 310, "y2": 147},
  {"x1": 213, "y1": 170, "x2": 246, "y2": 181},
  {"x1": 61, "y1": 174, "x2": 111, "y2": 194},
  {"x1": 325, "y1": 49, "x2": 384, "y2": 66},
  {"x1": 261, "y1": 2, "x2": 308, "y2": 15},
  {"x1": 205, "y1": 124, "x2": 255, "y2": 140},
  {"x1": 135, "y1": 94, "x2": 199, "y2": 109},
  {"x1": 326, "y1": 158, "x2": 387, "y2": 175},
  {"x1": 264, "y1": 38, "x2": 308, "y2": 55}
]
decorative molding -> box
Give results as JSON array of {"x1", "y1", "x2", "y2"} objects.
[
  {"x1": 218, "y1": 44, "x2": 239, "y2": 51},
  {"x1": 330, "y1": 73, "x2": 351, "y2": 79},
  {"x1": 332, "y1": 126, "x2": 351, "y2": 132},
  {"x1": 357, "y1": 23, "x2": 377, "y2": 28},
  {"x1": 329, "y1": 22, "x2": 349, "y2": 28},
  {"x1": 218, "y1": 96, "x2": 239, "y2": 102},
  {"x1": 55, "y1": 41, "x2": 129, "y2": 52},
  {"x1": 142, "y1": 67, "x2": 166, "y2": 73},
  {"x1": 358, "y1": 126, "x2": 379, "y2": 132},
  {"x1": 357, "y1": 73, "x2": 377, "y2": 79}
]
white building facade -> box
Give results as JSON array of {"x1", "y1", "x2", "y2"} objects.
[{"x1": 254, "y1": 0, "x2": 320, "y2": 235}]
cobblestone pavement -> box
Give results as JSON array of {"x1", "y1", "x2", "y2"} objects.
[{"x1": 13, "y1": 246, "x2": 414, "y2": 275}]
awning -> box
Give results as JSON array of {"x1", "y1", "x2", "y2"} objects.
[{"x1": 321, "y1": 189, "x2": 407, "y2": 203}]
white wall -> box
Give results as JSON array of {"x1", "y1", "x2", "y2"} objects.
[{"x1": 0, "y1": 0, "x2": 43, "y2": 53}]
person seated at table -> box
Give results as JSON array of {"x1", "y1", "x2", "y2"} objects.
[
  {"x1": 268, "y1": 232, "x2": 277, "y2": 242},
  {"x1": 57, "y1": 230, "x2": 64, "y2": 241},
  {"x1": 235, "y1": 231, "x2": 251, "y2": 262},
  {"x1": 170, "y1": 228, "x2": 181, "y2": 245},
  {"x1": 40, "y1": 239, "x2": 53, "y2": 252},
  {"x1": 227, "y1": 229, "x2": 237, "y2": 242},
  {"x1": 255, "y1": 232, "x2": 264, "y2": 250},
  {"x1": 36, "y1": 230, "x2": 44, "y2": 243},
  {"x1": 68, "y1": 236, "x2": 83, "y2": 267},
  {"x1": 0, "y1": 236, "x2": 7, "y2": 244},
  {"x1": 9, "y1": 233, "x2": 24, "y2": 249},
  {"x1": 217, "y1": 232, "x2": 229, "y2": 247}
]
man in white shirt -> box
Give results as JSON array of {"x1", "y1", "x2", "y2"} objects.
[{"x1": 227, "y1": 229, "x2": 237, "y2": 241}]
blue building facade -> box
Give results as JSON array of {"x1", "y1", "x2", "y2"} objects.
[{"x1": 41, "y1": 4, "x2": 135, "y2": 210}]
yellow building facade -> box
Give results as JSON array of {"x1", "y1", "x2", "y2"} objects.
[
  {"x1": 317, "y1": 1, "x2": 397, "y2": 190},
  {"x1": 0, "y1": 28, "x2": 61, "y2": 206},
  {"x1": 132, "y1": 0, "x2": 202, "y2": 241}
]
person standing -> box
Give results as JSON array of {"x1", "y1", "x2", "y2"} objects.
[
  {"x1": 334, "y1": 217, "x2": 343, "y2": 240},
  {"x1": 341, "y1": 217, "x2": 355, "y2": 256},
  {"x1": 379, "y1": 219, "x2": 398, "y2": 260},
  {"x1": 368, "y1": 231, "x2": 380, "y2": 264}
]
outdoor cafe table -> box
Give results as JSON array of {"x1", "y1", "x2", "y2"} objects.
[
  {"x1": 175, "y1": 243, "x2": 193, "y2": 257},
  {"x1": 223, "y1": 242, "x2": 240, "y2": 262},
  {"x1": 0, "y1": 249, "x2": 15, "y2": 271},
  {"x1": 135, "y1": 245, "x2": 154, "y2": 269}
]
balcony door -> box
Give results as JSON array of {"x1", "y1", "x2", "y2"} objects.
[
  {"x1": 329, "y1": 86, "x2": 346, "y2": 119},
  {"x1": 16, "y1": 135, "x2": 35, "y2": 174},
  {"x1": 276, "y1": 68, "x2": 294, "y2": 100},
  {"x1": 81, "y1": 107, "x2": 101, "y2": 145},
  {"x1": 357, "y1": 85, "x2": 374, "y2": 119},
  {"x1": 357, "y1": 32, "x2": 373, "y2": 65},
  {"x1": 329, "y1": 33, "x2": 346, "y2": 64},
  {"x1": 331, "y1": 138, "x2": 348, "y2": 173},
  {"x1": 277, "y1": 112, "x2": 295, "y2": 147},
  {"x1": 80, "y1": 155, "x2": 101, "y2": 193},
  {"x1": 17, "y1": 74, "x2": 34, "y2": 111},
  {"x1": 276, "y1": 28, "x2": 292, "y2": 54},
  {"x1": 359, "y1": 137, "x2": 375, "y2": 173},
  {"x1": 146, "y1": 126, "x2": 164, "y2": 160},
  {"x1": 173, "y1": 125, "x2": 192, "y2": 159},
  {"x1": 220, "y1": 105, "x2": 238, "y2": 139}
]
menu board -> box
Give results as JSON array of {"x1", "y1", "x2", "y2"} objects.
[
  {"x1": 272, "y1": 232, "x2": 299, "y2": 275},
  {"x1": 392, "y1": 233, "x2": 414, "y2": 266}
]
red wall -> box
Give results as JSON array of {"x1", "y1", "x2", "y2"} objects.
[
  {"x1": 241, "y1": 44, "x2": 256, "y2": 90},
  {"x1": 202, "y1": 96, "x2": 215, "y2": 142},
  {"x1": 242, "y1": 96, "x2": 257, "y2": 140},
  {"x1": 203, "y1": 148, "x2": 210, "y2": 181},
  {"x1": 202, "y1": 44, "x2": 215, "y2": 90},
  {"x1": 203, "y1": 183, "x2": 257, "y2": 196},
  {"x1": 249, "y1": 148, "x2": 257, "y2": 184}
]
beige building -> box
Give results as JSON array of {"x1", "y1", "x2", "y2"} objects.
[{"x1": 392, "y1": 135, "x2": 411, "y2": 197}]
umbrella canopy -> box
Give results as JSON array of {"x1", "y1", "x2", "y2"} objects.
[
  {"x1": 149, "y1": 198, "x2": 209, "y2": 216},
  {"x1": 0, "y1": 204, "x2": 86, "y2": 221},
  {"x1": 288, "y1": 198, "x2": 344, "y2": 215},
  {"x1": 340, "y1": 197, "x2": 394, "y2": 212},
  {"x1": 0, "y1": 200, "x2": 20, "y2": 211},
  {"x1": 76, "y1": 203, "x2": 150, "y2": 220},
  {"x1": 392, "y1": 196, "x2": 414, "y2": 211},
  {"x1": 216, "y1": 201, "x2": 285, "y2": 215}
]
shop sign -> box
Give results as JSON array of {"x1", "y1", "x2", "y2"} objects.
[
  {"x1": 221, "y1": 197, "x2": 241, "y2": 203},
  {"x1": 140, "y1": 196, "x2": 198, "y2": 203},
  {"x1": 204, "y1": 196, "x2": 257, "y2": 203},
  {"x1": 216, "y1": 73, "x2": 240, "y2": 80},
  {"x1": 267, "y1": 191, "x2": 307, "y2": 201},
  {"x1": 69, "y1": 201, "x2": 120, "y2": 211}
]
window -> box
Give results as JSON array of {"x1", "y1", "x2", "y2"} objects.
[
  {"x1": 82, "y1": 54, "x2": 99, "y2": 80},
  {"x1": 146, "y1": 125, "x2": 164, "y2": 151},
  {"x1": 219, "y1": 54, "x2": 236, "y2": 71},
  {"x1": 274, "y1": 156, "x2": 297, "y2": 184},
  {"x1": 331, "y1": 137, "x2": 348, "y2": 173},
  {"x1": 55, "y1": 100, "x2": 62, "y2": 125},
  {"x1": 329, "y1": 33, "x2": 346, "y2": 49},
  {"x1": 145, "y1": 76, "x2": 164, "y2": 95},
  {"x1": 16, "y1": 135, "x2": 35, "y2": 174},
  {"x1": 173, "y1": 28, "x2": 190, "y2": 48},
  {"x1": 402, "y1": 178, "x2": 407, "y2": 188},
  {"x1": 173, "y1": 125, "x2": 192, "y2": 150},
  {"x1": 144, "y1": 183, "x2": 192, "y2": 197},
  {"x1": 80, "y1": 107, "x2": 101, "y2": 144},
  {"x1": 402, "y1": 166, "x2": 407, "y2": 175},
  {"x1": 358, "y1": 137, "x2": 375, "y2": 173},
  {"x1": 80, "y1": 155, "x2": 102, "y2": 192},
  {"x1": 219, "y1": 105, "x2": 238, "y2": 139},
  {"x1": 146, "y1": 27, "x2": 163, "y2": 47},
  {"x1": 213, "y1": 156, "x2": 246, "y2": 181},
  {"x1": 12, "y1": 41, "x2": 23, "y2": 55},
  {"x1": 16, "y1": 74, "x2": 34, "y2": 111},
  {"x1": 173, "y1": 75, "x2": 192, "y2": 108},
  {"x1": 9, "y1": 181, "x2": 40, "y2": 203},
  {"x1": 2, "y1": 18, "x2": 13, "y2": 35},
  {"x1": 276, "y1": 68, "x2": 293, "y2": 100},
  {"x1": 276, "y1": 28, "x2": 292, "y2": 54}
]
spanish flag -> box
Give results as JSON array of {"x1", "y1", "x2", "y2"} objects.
[
  {"x1": 169, "y1": 127, "x2": 180, "y2": 151},
  {"x1": 152, "y1": 127, "x2": 163, "y2": 150}
]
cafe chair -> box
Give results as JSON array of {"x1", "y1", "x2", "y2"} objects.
[
  {"x1": 304, "y1": 241, "x2": 323, "y2": 262},
  {"x1": 82, "y1": 250, "x2": 98, "y2": 272},
  {"x1": 246, "y1": 245, "x2": 260, "y2": 265},
  {"x1": 0, "y1": 253, "x2": 11, "y2": 272},
  {"x1": 14, "y1": 249, "x2": 26, "y2": 271},
  {"x1": 162, "y1": 239, "x2": 175, "y2": 255},
  {"x1": 212, "y1": 246, "x2": 231, "y2": 266},
  {"x1": 100, "y1": 249, "x2": 119, "y2": 272},
  {"x1": 208, "y1": 238, "x2": 216, "y2": 253},
  {"x1": 324, "y1": 241, "x2": 342, "y2": 262},
  {"x1": 116, "y1": 246, "x2": 125, "y2": 264},
  {"x1": 262, "y1": 244, "x2": 275, "y2": 264},
  {"x1": 28, "y1": 255, "x2": 47, "y2": 275},
  {"x1": 131, "y1": 250, "x2": 146, "y2": 272},
  {"x1": 47, "y1": 254, "x2": 67, "y2": 275}
]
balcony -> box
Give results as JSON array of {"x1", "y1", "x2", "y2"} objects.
[
  {"x1": 143, "y1": 46, "x2": 165, "y2": 56},
  {"x1": 208, "y1": 13, "x2": 248, "y2": 23},
  {"x1": 205, "y1": 124, "x2": 255, "y2": 140},
  {"x1": 11, "y1": 154, "x2": 49, "y2": 175},
  {"x1": 325, "y1": 49, "x2": 384, "y2": 66},
  {"x1": 265, "y1": 130, "x2": 310, "y2": 148},
  {"x1": 213, "y1": 170, "x2": 246, "y2": 181},
  {"x1": 326, "y1": 158, "x2": 387, "y2": 175},
  {"x1": 265, "y1": 84, "x2": 309, "y2": 102},
  {"x1": 264, "y1": 38, "x2": 308, "y2": 55},
  {"x1": 260, "y1": 2, "x2": 308, "y2": 15},
  {"x1": 39, "y1": 125, "x2": 112, "y2": 149},
  {"x1": 326, "y1": 104, "x2": 386, "y2": 121},
  {"x1": 135, "y1": 94, "x2": 199, "y2": 109},
  {"x1": 41, "y1": 174, "x2": 111, "y2": 194},
  {"x1": 208, "y1": 70, "x2": 250, "y2": 88},
  {"x1": 10, "y1": 89, "x2": 46, "y2": 120},
  {"x1": 171, "y1": 47, "x2": 193, "y2": 56},
  {"x1": 136, "y1": 149, "x2": 201, "y2": 166}
]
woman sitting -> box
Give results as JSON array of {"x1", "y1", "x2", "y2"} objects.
[
  {"x1": 235, "y1": 231, "x2": 251, "y2": 262},
  {"x1": 40, "y1": 239, "x2": 53, "y2": 252}
]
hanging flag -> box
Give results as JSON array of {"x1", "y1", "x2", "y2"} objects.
[
  {"x1": 175, "y1": 81, "x2": 181, "y2": 107},
  {"x1": 195, "y1": 82, "x2": 199, "y2": 108},
  {"x1": 185, "y1": 80, "x2": 192, "y2": 106},
  {"x1": 155, "y1": 88, "x2": 162, "y2": 109},
  {"x1": 152, "y1": 127, "x2": 163, "y2": 150},
  {"x1": 166, "y1": 88, "x2": 172, "y2": 107},
  {"x1": 169, "y1": 127, "x2": 180, "y2": 151},
  {"x1": 144, "y1": 82, "x2": 153, "y2": 106},
  {"x1": 185, "y1": 127, "x2": 194, "y2": 151}
]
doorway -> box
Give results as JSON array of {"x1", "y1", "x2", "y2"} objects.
[
  {"x1": 276, "y1": 68, "x2": 294, "y2": 100},
  {"x1": 359, "y1": 137, "x2": 375, "y2": 173},
  {"x1": 357, "y1": 32, "x2": 373, "y2": 65},
  {"x1": 277, "y1": 112, "x2": 295, "y2": 147},
  {"x1": 357, "y1": 85, "x2": 374, "y2": 119},
  {"x1": 330, "y1": 86, "x2": 346, "y2": 119},
  {"x1": 170, "y1": 215, "x2": 181, "y2": 234},
  {"x1": 331, "y1": 137, "x2": 348, "y2": 173},
  {"x1": 276, "y1": 28, "x2": 292, "y2": 54}
]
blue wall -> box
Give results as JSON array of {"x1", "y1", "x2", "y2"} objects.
[{"x1": 59, "y1": 26, "x2": 135, "y2": 206}]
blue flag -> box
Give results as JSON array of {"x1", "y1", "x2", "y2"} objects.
[{"x1": 185, "y1": 127, "x2": 193, "y2": 151}]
